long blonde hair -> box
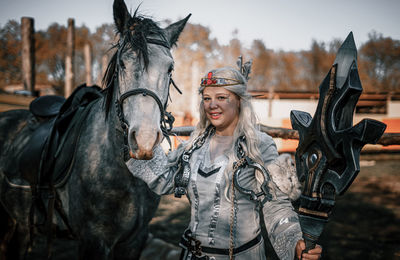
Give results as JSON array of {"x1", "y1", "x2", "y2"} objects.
[{"x1": 187, "y1": 66, "x2": 264, "y2": 199}]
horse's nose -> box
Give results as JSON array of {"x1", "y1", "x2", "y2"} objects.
[{"x1": 129, "y1": 128, "x2": 161, "y2": 160}]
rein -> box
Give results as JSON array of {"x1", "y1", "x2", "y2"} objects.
[{"x1": 232, "y1": 136, "x2": 273, "y2": 204}]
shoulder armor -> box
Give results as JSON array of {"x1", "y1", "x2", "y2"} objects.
[{"x1": 266, "y1": 153, "x2": 301, "y2": 201}]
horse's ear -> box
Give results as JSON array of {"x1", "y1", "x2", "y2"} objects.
[
  {"x1": 113, "y1": 0, "x2": 131, "y2": 34},
  {"x1": 164, "y1": 14, "x2": 191, "y2": 47}
]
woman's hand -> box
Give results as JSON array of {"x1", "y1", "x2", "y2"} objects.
[{"x1": 295, "y1": 240, "x2": 322, "y2": 260}]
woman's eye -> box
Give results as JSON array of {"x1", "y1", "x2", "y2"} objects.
[
  {"x1": 217, "y1": 96, "x2": 227, "y2": 100},
  {"x1": 203, "y1": 97, "x2": 211, "y2": 102}
]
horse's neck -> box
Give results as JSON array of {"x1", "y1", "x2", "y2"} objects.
[{"x1": 90, "y1": 96, "x2": 121, "y2": 144}]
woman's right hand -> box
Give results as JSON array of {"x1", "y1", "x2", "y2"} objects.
[{"x1": 295, "y1": 240, "x2": 322, "y2": 260}]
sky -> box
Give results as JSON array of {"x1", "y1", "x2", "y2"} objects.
[{"x1": 0, "y1": 0, "x2": 399, "y2": 52}]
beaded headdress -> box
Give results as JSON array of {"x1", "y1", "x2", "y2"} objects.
[{"x1": 200, "y1": 56, "x2": 253, "y2": 87}]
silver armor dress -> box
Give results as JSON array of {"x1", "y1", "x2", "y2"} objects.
[{"x1": 126, "y1": 131, "x2": 302, "y2": 260}]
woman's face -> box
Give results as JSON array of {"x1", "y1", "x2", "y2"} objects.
[{"x1": 202, "y1": 87, "x2": 240, "y2": 136}]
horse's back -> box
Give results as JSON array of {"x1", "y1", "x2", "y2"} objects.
[{"x1": 0, "y1": 109, "x2": 31, "y2": 149}]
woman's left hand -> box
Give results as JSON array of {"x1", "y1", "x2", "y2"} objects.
[{"x1": 295, "y1": 239, "x2": 322, "y2": 260}]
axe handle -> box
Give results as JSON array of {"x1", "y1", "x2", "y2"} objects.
[{"x1": 303, "y1": 235, "x2": 317, "y2": 253}]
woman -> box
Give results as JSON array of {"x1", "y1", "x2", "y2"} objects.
[{"x1": 127, "y1": 60, "x2": 322, "y2": 260}]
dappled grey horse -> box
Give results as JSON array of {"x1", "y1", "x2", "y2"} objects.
[{"x1": 0, "y1": 0, "x2": 190, "y2": 258}]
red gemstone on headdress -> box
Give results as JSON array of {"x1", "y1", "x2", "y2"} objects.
[{"x1": 206, "y1": 72, "x2": 213, "y2": 85}]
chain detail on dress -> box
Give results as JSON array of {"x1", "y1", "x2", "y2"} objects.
[
  {"x1": 174, "y1": 125, "x2": 215, "y2": 197},
  {"x1": 229, "y1": 169, "x2": 239, "y2": 260},
  {"x1": 229, "y1": 135, "x2": 246, "y2": 260},
  {"x1": 233, "y1": 136, "x2": 273, "y2": 203}
]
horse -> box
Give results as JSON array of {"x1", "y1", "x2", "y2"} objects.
[{"x1": 0, "y1": 0, "x2": 190, "y2": 258}]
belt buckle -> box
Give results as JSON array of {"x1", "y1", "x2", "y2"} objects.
[{"x1": 188, "y1": 236, "x2": 202, "y2": 256}]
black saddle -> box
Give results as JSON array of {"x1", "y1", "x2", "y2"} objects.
[
  {"x1": 18, "y1": 96, "x2": 66, "y2": 184},
  {"x1": 19, "y1": 84, "x2": 103, "y2": 186},
  {"x1": 29, "y1": 95, "x2": 66, "y2": 118}
]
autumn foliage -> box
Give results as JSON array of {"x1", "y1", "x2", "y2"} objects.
[{"x1": 0, "y1": 19, "x2": 399, "y2": 97}]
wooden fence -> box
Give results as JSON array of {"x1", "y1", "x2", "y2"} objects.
[{"x1": 0, "y1": 93, "x2": 34, "y2": 113}]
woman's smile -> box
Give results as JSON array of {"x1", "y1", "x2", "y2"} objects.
[{"x1": 209, "y1": 112, "x2": 222, "y2": 119}]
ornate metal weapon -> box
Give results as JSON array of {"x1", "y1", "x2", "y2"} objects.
[{"x1": 290, "y1": 32, "x2": 387, "y2": 251}]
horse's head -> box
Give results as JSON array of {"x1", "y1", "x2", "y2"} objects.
[{"x1": 104, "y1": 0, "x2": 190, "y2": 160}]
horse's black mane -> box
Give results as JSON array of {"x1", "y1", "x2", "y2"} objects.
[{"x1": 102, "y1": 10, "x2": 167, "y2": 115}]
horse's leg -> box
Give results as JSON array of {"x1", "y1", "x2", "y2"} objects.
[
  {"x1": 14, "y1": 223, "x2": 32, "y2": 259},
  {"x1": 78, "y1": 237, "x2": 114, "y2": 260},
  {"x1": 113, "y1": 182, "x2": 160, "y2": 260},
  {"x1": 1, "y1": 186, "x2": 34, "y2": 260},
  {"x1": 0, "y1": 203, "x2": 17, "y2": 259},
  {"x1": 113, "y1": 225, "x2": 149, "y2": 260}
]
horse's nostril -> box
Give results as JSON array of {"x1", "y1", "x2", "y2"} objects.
[
  {"x1": 130, "y1": 131, "x2": 138, "y2": 150},
  {"x1": 130, "y1": 127, "x2": 161, "y2": 160}
]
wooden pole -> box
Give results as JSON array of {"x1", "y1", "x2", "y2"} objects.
[
  {"x1": 65, "y1": 18, "x2": 75, "y2": 97},
  {"x1": 97, "y1": 54, "x2": 108, "y2": 86},
  {"x1": 268, "y1": 86, "x2": 274, "y2": 118},
  {"x1": 84, "y1": 42, "x2": 92, "y2": 86},
  {"x1": 21, "y1": 17, "x2": 35, "y2": 96}
]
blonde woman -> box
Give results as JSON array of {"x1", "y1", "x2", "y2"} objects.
[{"x1": 127, "y1": 60, "x2": 322, "y2": 260}]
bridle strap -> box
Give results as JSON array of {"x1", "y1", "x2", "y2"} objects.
[
  {"x1": 116, "y1": 87, "x2": 174, "y2": 161},
  {"x1": 118, "y1": 88, "x2": 166, "y2": 114},
  {"x1": 114, "y1": 37, "x2": 178, "y2": 160}
]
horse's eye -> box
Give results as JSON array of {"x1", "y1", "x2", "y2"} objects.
[
  {"x1": 119, "y1": 60, "x2": 126, "y2": 70},
  {"x1": 168, "y1": 65, "x2": 174, "y2": 75}
]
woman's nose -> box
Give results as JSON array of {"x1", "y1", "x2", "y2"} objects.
[{"x1": 209, "y1": 99, "x2": 218, "y2": 108}]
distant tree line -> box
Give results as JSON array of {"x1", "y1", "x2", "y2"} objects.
[{"x1": 0, "y1": 19, "x2": 399, "y2": 96}]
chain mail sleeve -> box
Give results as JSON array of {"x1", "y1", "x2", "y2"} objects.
[
  {"x1": 257, "y1": 132, "x2": 303, "y2": 260},
  {"x1": 125, "y1": 144, "x2": 185, "y2": 195}
]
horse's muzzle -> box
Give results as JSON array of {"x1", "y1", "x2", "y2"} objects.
[{"x1": 129, "y1": 129, "x2": 161, "y2": 160}]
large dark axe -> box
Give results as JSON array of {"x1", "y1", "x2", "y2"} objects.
[{"x1": 290, "y1": 32, "x2": 387, "y2": 251}]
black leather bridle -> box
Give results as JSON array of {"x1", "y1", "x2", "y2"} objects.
[{"x1": 115, "y1": 38, "x2": 180, "y2": 160}]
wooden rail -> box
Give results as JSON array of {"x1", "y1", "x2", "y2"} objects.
[
  {"x1": 249, "y1": 91, "x2": 400, "y2": 101},
  {"x1": 170, "y1": 125, "x2": 400, "y2": 147},
  {"x1": 0, "y1": 94, "x2": 35, "y2": 112},
  {"x1": 0, "y1": 104, "x2": 29, "y2": 112}
]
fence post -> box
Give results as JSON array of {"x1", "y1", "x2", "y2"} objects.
[
  {"x1": 65, "y1": 18, "x2": 75, "y2": 97},
  {"x1": 97, "y1": 54, "x2": 108, "y2": 86},
  {"x1": 268, "y1": 86, "x2": 274, "y2": 118},
  {"x1": 84, "y1": 42, "x2": 92, "y2": 86},
  {"x1": 21, "y1": 17, "x2": 36, "y2": 96}
]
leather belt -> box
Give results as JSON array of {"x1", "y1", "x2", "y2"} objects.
[
  {"x1": 201, "y1": 233, "x2": 262, "y2": 255},
  {"x1": 180, "y1": 230, "x2": 262, "y2": 256}
]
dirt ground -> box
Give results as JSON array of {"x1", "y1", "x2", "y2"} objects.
[
  {"x1": 4, "y1": 153, "x2": 400, "y2": 259},
  {"x1": 149, "y1": 153, "x2": 400, "y2": 260}
]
